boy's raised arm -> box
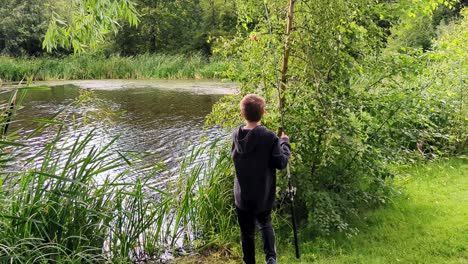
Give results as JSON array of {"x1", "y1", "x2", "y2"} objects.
[{"x1": 271, "y1": 134, "x2": 291, "y2": 169}]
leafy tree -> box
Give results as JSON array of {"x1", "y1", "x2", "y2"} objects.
[
  {"x1": 43, "y1": 0, "x2": 139, "y2": 53},
  {"x1": 200, "y1": 0, "x2": 238, "y2": 54},
  {"x1": 0, "y1": 0, "x2": 140, "y2": 55},
  {"x1": 111, "y1": 0, "x2": 237, "y2": 55},
  {"x1": 1, "y1": 0, "x2": 237, "y2": 56},
  {"x1": 111, "y1": 0, "x2": 204, "y2": 55},
  {"x1": 208, "y1": 0, "x2": 464, "y2": 236},
  {"x1": 0, "y1": 0, "x2": 52, "y2": 56},
  {"x1": 385, "y1": 0, "x2": 462, "y2": 51}
]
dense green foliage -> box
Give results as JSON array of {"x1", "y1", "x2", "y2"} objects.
[
  {"x1": 207, "y1": 0, "x2": 467, "y2": 237},
  {"x1": 0, "y1": 0, "x2": 237, "y2": 56},
  {"x1": 0, "y1": 54, "x2": 228, "y2": 81},
  {"x1": 0, "y1": 0, "x2": 52, "y2": 56},
  {"x1": 111, "y1": 0, "x2": 237, "y2": 55},
  {"x1": 386, "y1": 0, "x2": 467, "y2": 51},
  {"x1": 42, "y1": 0, "x2": 139, "y2": 53},
  {"x1": 0, "y1": 0, "x2": 238, "y2": 82},
  {"x1": 0, "y1": 0, "x2": 140, "y2": 55},
  {"x1": 0, "y1": 132, "x2": 164, "y2": 262}
]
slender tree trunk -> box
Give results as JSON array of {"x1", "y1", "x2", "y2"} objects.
[{"x1": 280, "y1": 0, "x2": 295, "y2": 92}]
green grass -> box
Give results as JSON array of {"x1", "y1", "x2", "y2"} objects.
[
  {"x1": 175, "y1": 157, "x2": 467, "y2": 263},
  {"x1": 0, "y1": 54, "x2": 229, "y2": 82}
]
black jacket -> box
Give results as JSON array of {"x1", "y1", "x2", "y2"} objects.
[{"x1": 232, "y1": 125, "x2": 291, "y2": 212}]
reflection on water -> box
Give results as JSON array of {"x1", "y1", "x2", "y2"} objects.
[{"x1": 5, "y1": 80, "x2": 235, "y2": 183}]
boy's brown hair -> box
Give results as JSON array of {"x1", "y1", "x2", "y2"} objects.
[{"x1": 240, "y1": 94, "x2": 265, "y2": 122}]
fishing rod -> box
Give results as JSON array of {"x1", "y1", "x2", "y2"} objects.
[{"x1": 263, "y1": 0, "x2": 300, "y2": 259}]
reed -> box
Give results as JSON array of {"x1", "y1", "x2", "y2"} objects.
[
  {"x1": 0, "y1": 127, "x2": 175, "y2": 262},
  {"x1": 0, "y1": 86, "x2": 181, "y2": 262},
  {"x1": 0, "y1": 83, "x2": 238, "y2": 262},
  {"x1": 169, "y1": 139, "x2": 238, "y2": 251},
  {"x1": 0, "y1": 54, "x2": 229, "y2": 82}
]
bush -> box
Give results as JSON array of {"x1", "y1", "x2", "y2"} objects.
[{"x1": 207, "y1": 1, "x2": 467, "y2": 237}]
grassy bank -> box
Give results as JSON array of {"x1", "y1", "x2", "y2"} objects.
[
  {"x1": 176, "y1": 157, "x2": 468, "y2": 263},
  {"x1": 0, "y1": 54, "x2": 229, "y2": 82}
]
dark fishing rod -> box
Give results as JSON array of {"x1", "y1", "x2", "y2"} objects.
[{"x1": 263, "y1": 1, "x2": 300, "y2": 259}]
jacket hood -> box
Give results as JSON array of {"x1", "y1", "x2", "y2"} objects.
[{"x1": 233, "y1": 126, "x2": 263, "y2": 154}]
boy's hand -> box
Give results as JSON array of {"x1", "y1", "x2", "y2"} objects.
[{"x1": 281, "y1": 132, "x2": 289, "y2": 140}]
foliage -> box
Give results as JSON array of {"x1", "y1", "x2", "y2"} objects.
[
  {"x1": 376, "y1": 9, "x2": 467, "y2": 160},
  {"x1": 210, "y1": 0, "x2": 394, "y2": 237},
  {"x1": 0, "y1": 54, "x2": 229, "y2": 81},
  {"x1": 111, "y1": 0, "x2": 237, "y2": 55},
  {"x1": 0, "y1": 0, "x2": 140, "y2": 56},
  {"x1": 43, "y1": 0, "x2": 139, "y2": 53},
  {"x1": 0, "y1": 132, "x2": 166, "y2": 262},
  {"x1": 0, "y1": 0, "x2": 52, "y2": 56},
  {"x1": 168, "y1": 139, "x2": 238, "y2": 251},
  {"x1": 207, "y1": 0, "x2": 466, "y2": 238},
  {"x1": 425, "y1": 9, "x2": 468, "y2": 154},
  {"x1": 0, "y1": 0, "x2": 238, "y2": 56},
  {"x1": 385, "y1": 0, "x2": 463, "y2": 51},
  {"x1": 111, "y1": 0, "x2": 202, "y2": 55},
  {"x1": 386, "y1": 15, "x2": 435, "y2": 51}
]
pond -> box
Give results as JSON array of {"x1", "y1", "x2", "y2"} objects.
[{"x1": 3, "y1": 80, "x2": 236, "y2": 184}]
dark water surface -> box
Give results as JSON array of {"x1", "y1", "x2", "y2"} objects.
[{"x1": 4, "y1": 80, "x2": 236, "y2": 183}]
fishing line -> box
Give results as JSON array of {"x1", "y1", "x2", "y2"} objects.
[{"x1": 263, "y1": 1, "x2": 284, "y2": 128}]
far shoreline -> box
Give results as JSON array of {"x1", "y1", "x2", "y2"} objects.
[
  {"x1": 0, "y1": 54, "x2": 233, "y2": 83},
  {"x1": 2, "y1": 79, "x2": 238, "y2": 95}
]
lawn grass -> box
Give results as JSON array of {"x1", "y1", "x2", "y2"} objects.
[{"x1": 175, "y1": 157, "x2": 467, "y2": 263}]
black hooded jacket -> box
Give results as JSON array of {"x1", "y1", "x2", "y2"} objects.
[{"x1": 232, "y1": 125, "x2": 291, "y2": 212}]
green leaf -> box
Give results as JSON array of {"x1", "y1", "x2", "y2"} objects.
[
  {"x1": 0, "y1": 141, "x2": 25, "y2": 147},
  {"x1": 29, "y1": 118, "x2": 63, "y2": 125}
]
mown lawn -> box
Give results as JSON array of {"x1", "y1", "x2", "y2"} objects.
[{"x1": 175, "y1": 157, "x2": 467, "y2": 263}]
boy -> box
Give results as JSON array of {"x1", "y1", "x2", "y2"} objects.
[{"x1": 232, "y1": 94, "x2": 291, "y2": 264}]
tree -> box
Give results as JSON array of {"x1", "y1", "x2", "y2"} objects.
[
  {"x1": 111, "y1": 0, "x2": 203, "y2": 55},
  {"x1": 208, "y1": 0, "x2": 463, "y2": 236},
  {"x1": 42, "y1": 0, "x2": 139, "y2": 53},
  {"x1": 0, "y1": 0, "x2": 52, "y2": 56},
  {"x1": 111, "y1": 0, "x2": 237, "y2": 55}
]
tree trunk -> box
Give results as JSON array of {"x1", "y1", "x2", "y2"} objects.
[{"x1": 280, "y1": 0, "x2": 295, "y2": 93}]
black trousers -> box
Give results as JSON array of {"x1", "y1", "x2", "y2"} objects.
[{"x1": 236, "y1": 207, "x2": 276, "y2": 264}]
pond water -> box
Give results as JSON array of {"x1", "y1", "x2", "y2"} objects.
[{"x1": 3, "y1": 80, "x2": 236, "y2": 184}]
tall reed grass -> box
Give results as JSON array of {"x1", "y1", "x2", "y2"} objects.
[
  {"x1": 1, "y1": 86, "x2": 171, "y2": 262},
  {"x1": 0, "y1": 54, "x2": 229, "y2": 82},
  {"x1": 170, "y1": 140, "x2": 237, "y2": 251},
  {"x1": 0, "y1": 84, "x2": 237, "y2": 262}
]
